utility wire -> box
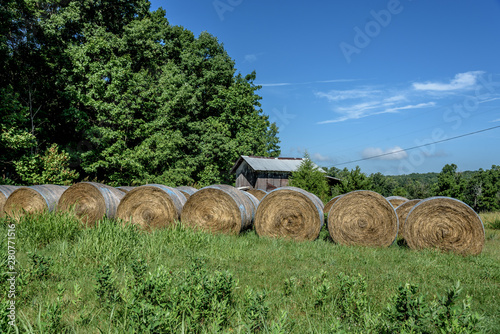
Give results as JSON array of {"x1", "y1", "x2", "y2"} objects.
[{"x1": 330, "y1": 125, "x2": 500, "y2": 167}]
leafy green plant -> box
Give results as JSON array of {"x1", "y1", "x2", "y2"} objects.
[
  {"x1": 243, "y1": 287, "x2": 269, "y2": 332},
  {"x1": 30, "y1": 253, "x2": 53, "y2": 280},
  {"x1": 336, "y1": 272, "x2": 368, "y2": 323},
  {"x1": 431, "y1": 282, "x2": 482, "y2": 333},
  {"x1": 383, "y1": 283, "x2": 429, "y2": 333},
  {"x1": 95, "y1": 265, "x2": 121, "y2": 304}
]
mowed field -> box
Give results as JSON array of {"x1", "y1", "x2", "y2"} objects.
[{"x1": 1, "y1": 211, "x2": 499, "y2": 333}]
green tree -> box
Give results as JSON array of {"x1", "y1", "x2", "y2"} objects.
[
  {"x1": 14, "y1": 143, "x2": 79, "y2": 185},
  {"x1": 1, "y1": 0, "x2": 280, "y2": 186},
  {"x1": 369, "y1": 172, "x2": 398, "y2": 197},
  {"x1": 464, "y1": 166, "x2": 500, "y2": 212},
  {"x1": 432, "y1": 164, "x2": 466, "y2": 200},
  {"x1": 332, "y1": 166, "x2": 372, "y2": 196},
  {"x1": 289, "y1": 152, "x2": 329, "y2": 202}
]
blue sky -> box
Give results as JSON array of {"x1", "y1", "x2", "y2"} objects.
[{"x1": 150, "y1": 0, "x2": 500, "y2": 175}]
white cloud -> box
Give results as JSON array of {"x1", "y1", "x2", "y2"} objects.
[
  {"x1": 412, "y1": 71, "x2": 484, "y2": 91},
  {"x1": 382, "y1": 102, "x2": 436, "y2": 114},
  {"x1": 492, "y1": 118, "x2": 500, "y2": 123},
  {"x1": 314, "y1": 88, "x2": 382, "y2": 102},
  {"x1": 311, "y1": 152, "x2": 333, "y2": 162},
  {"x1": 260, "y1": 79, "x2": 357, "y2": 87},
  {"x1": 244, "y1": 54, "x2": 258, "y2": 63},
  {"x1": 361, "y1": 146, "x2": 408, "y2": 160},
  {"x1": 259, "y1": 82, "x2": 292, "y2": 87}
]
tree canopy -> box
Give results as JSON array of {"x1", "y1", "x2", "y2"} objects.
[{"x1": 1, "y1": 0, "x2": 280, "y2": 186}]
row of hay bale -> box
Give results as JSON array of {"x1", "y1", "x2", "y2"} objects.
[
  {"x1": 0, "y1": 183, "x2": 485, "y2": 255},
  {"x1": 324, "y1": 192, "x2": 485, "y2": 255}
]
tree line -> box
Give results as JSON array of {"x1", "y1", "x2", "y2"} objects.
[
  {"x1": 1, "y1": 0, "x2": 280, "y2": 187},
  {"x1": 291, "y1": 156, "x2": 499, "y2": 213}
]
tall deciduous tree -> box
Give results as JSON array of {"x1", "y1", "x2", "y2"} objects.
[{"x1": 0, "y1": 0, "x2": 280, "y2": 185}]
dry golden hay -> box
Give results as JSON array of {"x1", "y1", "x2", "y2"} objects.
[
  {"x1": 181, "y1": 184, "x2": 254, "y2": 235},
  {"x1": 116, "y1": 184, "x2": 186, "y2": 231},
  {"x1": 175, "y1": 186, "x2": 198, "y2": 200},
  {"x1": 404, "y1": 197, "x2": 485, "y2": 255},
  {"x1": 117, "y1": 186, "x2": 135, "y2": 193},
  {"x1": 0, "y1": 185, "x2": 19, "y2": 217},
  {"x1": 323, "y1": 195, "x2": 343, "y2": 214},
  {"x1": 4, "y1": 185, "x2": 67, "y2": 219},
  {"x1": 395, "y1": 199, "x2": 422, "y2": 240},
  {"x1": 254, "y1": 186, "x2": 324, "y2": 241},
  {"x1": 386, "y1": 196, "x2": 409, "y2": 208},
  {"x1": 328, "y1": 190, "x2": 398, "y2": 247},
  {"x1": 246, "y1": 188, "x2": 267, "y2": 201},
  {"x1": 57, "y1": 182, "x2": 125, "y2": 227}
]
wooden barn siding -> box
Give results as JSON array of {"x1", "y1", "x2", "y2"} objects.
[
  {"x1": 235, "y1": 163, "x2": 257, "y2": 188},
  {"x1": 255, "y1": 172, "x2": 291, "y2": 191},
  {"x1": 235, "y1": 161, "x2": 292, "y2": 190}
]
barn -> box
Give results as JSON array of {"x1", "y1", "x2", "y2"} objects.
[{"x1": 230, "y1": 155, "x2": 340, "y2": 191}]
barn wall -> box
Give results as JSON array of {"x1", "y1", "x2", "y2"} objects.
[
  {"x1": 255, "y1": 172, "x2": 291, "y2": 191},
  {"x1": 235, "y1": 162, "x2": 257, "y2": 188}
]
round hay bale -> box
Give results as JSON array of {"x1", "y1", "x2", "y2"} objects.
[
  {"x1": 4, "y1": 185, "x2": 67, "y2": 219},
  {"x1": 328, "y1": 190, "x2": 398, "y2": 247},
  {"x1": 0, "y1": 185, "x2": 19, "y2": 217},
  {"x1": 181, "y1": 184, "x2": 253, "y2": 235},
  {"x1": 175, "y1": 186, "x2": 198, "y2": 200},
  {"x1": 57, "y1": 182, "x2": 125, "y2": 227},
  {"x1": 405, "y1": 197, "x2": 485, "y2": 255},
  {"x1": 395, "y1": 199, "x2": 422, "y2": 240},
  {"x1": 254, "y1": 186, "x2": 324, "y2": 241},
  {"x1": 323, "y1": 195, "x2": 343, "y2": 214},
  {"x1": 241, "y1": 190, "x2": 259, "y2": 222},
  {"x1": 117, "y1": 186, "x2": 135, "y2": 193},
  {"x1": 386, "y1": 196, "x2": 409, "y2": 208},
  {"x1": 116, "y1": 184, "x2": 186, "y2": 231},
  {"x1": 246, "y1": 188, "x2": 267, "y2": 201}
]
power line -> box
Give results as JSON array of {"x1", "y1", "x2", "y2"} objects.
[{"x1": 330, "y1": 125, "x2": 500, "y2": 167}]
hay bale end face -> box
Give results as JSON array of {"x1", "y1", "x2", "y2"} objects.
[
  {"x1": 386, "y1": 196, "x2": 409, "y2": 208},
  {"x1": 254, "y1": 186, "x2": 324, "y2": 241},
  {"x1": 405, "y1": 197, "x2": 485, "y2": 255},
  {"x1": 175, "y1": 186, "x2": 198, "y2": 200},
  {"x1": 328, "y1": 190, "x2": 398, "y2": 247},
  {"x1": 4, "y1": 185, "x2": 67, "y2": 219},
  {"x1": 0, "y1": 185, "x2": 19, "y2": 217},
  {"x1": 395, "y1": 199, "x2": 421, "y2": 240},
  {"x1": 181, "y1": 184, "x2": 253, "y2": 235},
  {"x1": 116, "y1": 185, "x2": 186, "y2": 231},
  {"x1": 57, "y1": 182, "x2": 125, "y2": 227},
  {"x1": 324, "y1": 195, "x2": 343, "y2": 214}
]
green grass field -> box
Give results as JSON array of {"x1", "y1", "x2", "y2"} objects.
[{"x1": 1, "y1": 211, "x2": 499, "y2": 333}]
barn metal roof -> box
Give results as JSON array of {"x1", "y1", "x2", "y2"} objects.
[{"x1": 230, "y1": 155, "x2": 325, "y2": 174}]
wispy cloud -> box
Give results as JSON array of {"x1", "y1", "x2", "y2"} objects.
[
  {"x1": 412, "y1": 71, "x2": 484, "y2": 91},
  {"x1": 316, "y1": 71, "x2": 494, "y2": 124},
  {"x1": 317, "y1": 93, "x2": 435, "y2": 124},
  {"x1": 361, "y1": 146, "x2": 408, "y2": 160},
  {"x1": 244, "y1": 54, "x2": 258, "y2": 63},
  {"x1": 259, "y1": 82, "x2": 293, "y2": 87},
  {"x1": 492, "y1": 118, "x2": 500, "y2": 123},
  {"x1": 314, "y1": 88, "x2": 382, "y2": 101},
  {"x1": 259, "y1": 79, "x2": 357, "y2": 87},
  {"x1": 311, "y1": 152, "x2": 333, "y2": 163}
]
